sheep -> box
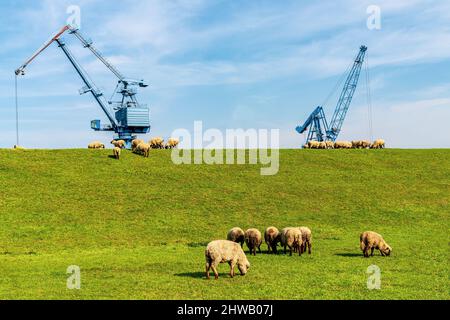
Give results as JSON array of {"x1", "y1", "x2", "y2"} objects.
[
  {"x1": 302, "y1": 144, "x2": 310, "y2": 149},
  {"x1": 298, "y1": 227, "x2": 312, "y2": 254},
  {"x1": 149, "y1": 137, "x2": 165, "y2": 149},
  {"x1": 281, "y1": 227, "x2": 303, "y2": 256},
  {"x1": 335, "y1": 141, "x2": 352, "y2": 149},
  {"x1": 352, "y1": 140, "x2": 371, "y2": 149},
  {"x1": 111, "y1": 140, "x2": 126, "y2": 149},
  {"x1": 165, "y1": 138, "x2": 180, "y2": 149},
  {"x1": 307, "y1": 141, "x2": 320, "y2": 149},
  {"x1": 325, "y1": 141, "x2": 335, "y2": 149},
  {"x1": 244, "y1": 228, "x2": 262, "y2": 256},
  {"x1": 131, "y1": 139, "x2": 144, "y2": 151},
  {"x1": 13, "y1": 145, "x2": 25, "y2": 150},
  {"x1": 88, "y1": 141, "x2": 105, "y2": 149},
  {"x1": 135, "y1": 142, "x2": 151, "y2": 158},
  {"x1": 113, "y1": 147, "x2": 121, "y2": 160},
  {"x1": 205, "y1": 240, "x2": 250, "y2": 280},
  {"x1": 318, "y1": 141, "x2": 327, "y2": 149},
  {"x1": 360, "y1": 231, "x2": 392, "y2": 257},
  {"x1": 264, "y1": 226, "x2": 281, "y2": 254},
  {"x1": 370, "y1": 139, "x2": 385, "y2": 149},
  {"x1": 227, "y1": 227, "x2": 245, "y2": 248}
]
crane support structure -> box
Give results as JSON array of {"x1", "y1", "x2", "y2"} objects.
[
  {"x1": 15, "y1": 25, "x2": 150, "y2": 148},
  {"x1": 296, "y1": 46, "x2": 367, "y2": 144}
]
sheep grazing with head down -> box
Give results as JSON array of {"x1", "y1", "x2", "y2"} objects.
[
  {"x1": 264, "y1": 226, "x2": 281, "y2": 254},
  {"x1": 131, "y1": 139, "x2": 144, "y2": 151},
  {"x1": 205, "y1": 240, "x2": 250, "y2": 280},
  {"x1": 227, "y1": 227, "x2": 245, "y2": 248},
  {"x1": 88, "y1": 141, "x2": 105, "y2": 149},
  {"x1": 370, "y1": 139, "x2": 385, "y2": 149},
  {"x1": 149, "y1": 137, "x2": 165, "y2": 149},
  {"x1": 113, "y1": 147, "x2": 121, "y2": 160},
  {"x1": 165, "y1": 138, "x2": 180, "y2": 149},
  {"x1": 245, "y1": 228, "x2": 262, "y2": 256},
  {"x1": 281, "y1": 227, "x2": 303, "y2": 256},
  {"x1": 360, "y1": 231, "x2": 392, "y2": 257},
  {"x1": 308, "y1": 141, "x2": 320, "y2": 149},
  {"x1": 326, "y1": 141, "x2": 335, "y2": 149}
]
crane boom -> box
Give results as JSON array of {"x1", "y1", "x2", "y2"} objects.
[
  {"x1": 55, "y1": 38, "x2": 117, "y2": 130},
  {"x1": 15, "y1": 25, "x2": 70, "y2": 76},
  {"x1": 326, "y1": 46, "x2": 367, "y2": 141}
]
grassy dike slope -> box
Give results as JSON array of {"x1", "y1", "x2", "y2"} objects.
[{"x1": 0, "y1": 149, "x2": 448, "y2": 299}]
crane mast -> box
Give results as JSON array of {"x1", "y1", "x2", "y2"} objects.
[
  {"x1": 15, "y1": 25, "x2": 150, "y2": 148},
  {"x1": 296, "y1": 46, "x2": 367, "y2": 145}
]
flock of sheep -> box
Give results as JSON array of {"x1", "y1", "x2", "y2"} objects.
[
  {"x1": 304, "y1": 139, "x2": 386, "y2": 149},
  {"x1": 205, "y1": 228, "x2": 391, "y2": 280},
  {"x1": 87, "y1": 137, "x2": 180, "y2": 159}
]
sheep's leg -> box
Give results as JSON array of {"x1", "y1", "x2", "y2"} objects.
[
  {"x1": 267, "y1": 243, "x2": 271, "y2": 254},
  {"x1": 211, "y1": 262, "x2": 220, "y2": 280},
  {"x1": 258, "y1": 245, "x2": 261, "y2": 254},
  {"x1": 284, "y1": 245, "x2": 287, "y2": 254},
  {"x1": 272, "y1": 244, "x2": 278, "y2": 254},
  {"x1": 205, "y1": 262, "x2": 211, "y2": 280},
  {"x1": 230, "y1": 261, "x2": 236, "y2": 278},
  {"x1": 370, "y1": 247, "x2": 375, "y2": 257},
  {"x1": 364, "y1": 247, "x2": 370, "y2": 258},
  {"x1": 289, "y1": 246, "x2": 293, "y2": 256},
  {"x1": 308, "y1": 242, "x2": 312, "y2": 254}
]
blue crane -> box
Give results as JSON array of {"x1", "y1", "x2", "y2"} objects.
[
  {"x1": 15, "y1": 25, "x2": 150, "y2": 148},
  {"x1": 296, "y1": 46, "x2": 367, "y2": 145}
]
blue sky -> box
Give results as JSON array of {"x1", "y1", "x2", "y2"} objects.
[{"x1": 0, "y1": 0, "x2": 449, "y2": 148}]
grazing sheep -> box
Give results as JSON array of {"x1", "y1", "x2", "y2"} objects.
[
  {"x1": 298, "y1": 227, "x2": 312, "y2": 254},
  {"x1": 227, "y1": 227, "x2": 245, "y2": 248},
  {"x1": 335, "y1": 141, "x2": 352, "y2": 149},
  {"x1": 307, "y1": 141, "x2": 320, "y2": 149},
  {"x1": 326, "y1": 141, "x2": 335, "y2": 149},
  {"x1": 113, "y1": 147, "x2": 121, "y2": 160},
  {"x1": 149, "y1": 137, "x2": 165, "y2": 149},
  {"x1": 135, "y1": 142, "x2": 151, "y2": 158},
  {"x1": 245, "y1": 228, "x2": 262, "y2": 256},
  {"x1": 264, "y1": 226, "x2": 281, "y2": 254},
  {"x1": 205, "y1": 240, "x2": 250, "y2": 280},
  {"x1": 13, "y1": 145, "x2": 25, "y2": 150},
  {"x1": 131, "y1": 139, "x2": 144, "y2": 151},
  {"x1": 352, "y1": 140, "x2": 371, "y2": 149},
  {"x1": 88, "y1": 141, "x2": 105, "y2": 149},
  {"x1": 370, "y1": 139, "x2": 385, "y2": 149},
  {"x1": 165, "y1": 138, "x2": 180, "y2": 149},
  {"x1": 360, "y1": 231, "x2": 392, "y2": 257},
  {"x1": 281, "y1": 227, "x2": 303, "y2": 256},
  {"x1": 318, "y1": 141, "x2": 327, "y2": 149},
  {"x1": 111, "y1": 140, "x2": 126, "y2": 149}
]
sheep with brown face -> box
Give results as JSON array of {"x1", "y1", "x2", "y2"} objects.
[
  {"x1": 264, "y1": 226, "x2": 281, "y2": 254},
  {"x1": 370, "y1": 139, "x2": 385, "y2": 149},
  {"x1": 165, "y1": 138, "x2": 180, "y2": 149},
  {"x1": 245, "y1": 228, "x2": 262, "y2": 256},
  {"x1": 298, "y1": 227, "x2": 312, "y2": 254},
  {"x1": 281, "y1": 227, "x2": 303, "y2": 256},
  {"x1": 205, "y1": 240, "x2": 250, "y2": 280},
  {"x1": 149, "y1": 137, "x2": 165, "y2": 149},
  {"x1": 227, "y1": 227, "x2": 245, "y2": 248},
  {"x1": 360, "y1": 231, "x2": 392, "y2": 257}
]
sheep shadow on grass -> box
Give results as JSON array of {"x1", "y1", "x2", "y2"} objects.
[
  {"x1": 174, "y1": 272, "x2": 209, "y2": 279},
  {"x1": 107, "y1": 155, "x2": 120, "y2": 160},
  {"x1": 335, "y1": 253, "x2": 362, "y2": 258}
]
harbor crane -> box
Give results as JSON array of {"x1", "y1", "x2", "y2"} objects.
[
  {"x1": 15, "y1": 25, "x2": 150, "y2": 148},
  {"x1": 296, "y1": 46, "x2": 367, "y2": 145}
]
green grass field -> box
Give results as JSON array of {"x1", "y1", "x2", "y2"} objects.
[{"x1": 0, "y1": 149, "x2": 448, "y2": 300}]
